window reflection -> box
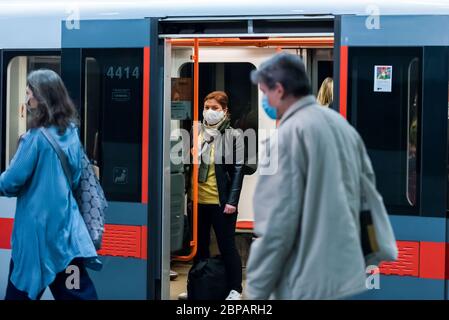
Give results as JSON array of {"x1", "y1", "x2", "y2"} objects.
[{"x1": 407, "y1": 58, "x2": 419, "y2": 206}]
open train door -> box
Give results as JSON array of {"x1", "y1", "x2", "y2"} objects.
[
  {"x1": 158, "y1": 15, "x2": 335, "y2": 300},
  {"x1": 61, "y1": 18, "x2": 164, "y2": 299},
  {"x1": 334, "y1": 15, "x2": 449, "y2": 299}
]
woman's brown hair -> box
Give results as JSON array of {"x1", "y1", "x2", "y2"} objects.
[
  {"x1": 27, "y1": 69, "x2": 79, "y2": 134},
  {"x1": 204, "y1": 91, "x2": 228, "y2": 109}
]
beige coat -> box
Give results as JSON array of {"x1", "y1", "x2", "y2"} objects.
[{"x1": 246, "y1": 95, "x2": 372, "y2": 300}]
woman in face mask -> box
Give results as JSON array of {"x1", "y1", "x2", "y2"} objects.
[{"x1": 184, "y1": 91, "x2": 245, "y2": 300}]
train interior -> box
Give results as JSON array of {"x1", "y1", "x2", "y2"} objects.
[{"x1": 166, "y1": 41, "x2": 334, "y2": 299}]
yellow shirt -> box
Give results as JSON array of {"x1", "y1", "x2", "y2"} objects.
[{"x1": 191, "y1": 138, "x2": 220, "y2": 205}]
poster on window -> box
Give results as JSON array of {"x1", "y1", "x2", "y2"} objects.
[
  {"x1": 374, "y1": 65, "x2": 392, "y2": 92},
  {"x1": 171, "y1": 78, "x2": 192, "y2": 120}
]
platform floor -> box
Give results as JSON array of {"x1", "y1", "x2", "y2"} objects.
[{"x1": 169, "y1": 232, "x2": 251, "y2": 300}]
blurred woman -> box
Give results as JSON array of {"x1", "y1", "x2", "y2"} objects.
[
  {"x1": 1, "y1": 69, "x2": 99, "y2": 300},
  {"x1": 317, "y1": 77, "x2": 333, "y2": 107}
]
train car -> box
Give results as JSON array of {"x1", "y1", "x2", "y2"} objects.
[{"x1": 0, "y1": 0, "x2": 449, "y2": 300}]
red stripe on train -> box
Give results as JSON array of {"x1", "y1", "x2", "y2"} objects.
[
  {"x1": 339, "y1": 45, "x2": 348, "y2": 119},
  {"x1": 0, "y1": 216, "x2": 448, "y2": 277},
  {"x1": 141, "y1": 46, "x2": 150, "y2": 204},
  {"x1": 0, "y1": 218, "x2": 13, "y2": 249}
]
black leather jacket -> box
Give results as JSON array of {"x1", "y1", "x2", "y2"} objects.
[{"x1": 186, "y1": 127, "x2": 245, "y2": 207}]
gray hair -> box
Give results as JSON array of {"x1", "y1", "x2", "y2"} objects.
[{"x1": 251, "y1": 52, "x2": 311, "y2": 97}]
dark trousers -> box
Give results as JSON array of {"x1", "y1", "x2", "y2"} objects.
[
  {"x1": 5, "y1": 258, "x2": 98, "y2": 300},
  {"x1": 194, "y1": 203, "x2": 242, "y2": 293}
]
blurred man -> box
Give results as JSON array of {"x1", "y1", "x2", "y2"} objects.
[{"x1": 246, "y1": 53, "x2": 372, "y2": 300}]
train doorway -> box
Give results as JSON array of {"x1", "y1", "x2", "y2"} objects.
[{"x1": 159, "y1": 16, "x2": 335, "y2": 299}]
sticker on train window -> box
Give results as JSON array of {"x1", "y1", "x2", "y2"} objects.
[{"x1": 374, "y1": 65, "x2": 392, "y2": 92}]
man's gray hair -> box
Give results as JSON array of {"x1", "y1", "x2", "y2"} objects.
[{"x1": 251, "y1": 52, "x2": 311, "y2": 97}]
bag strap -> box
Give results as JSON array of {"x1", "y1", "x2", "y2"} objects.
[{"x1": 40, "y1": 128, "x2": 73, "y2": 190}]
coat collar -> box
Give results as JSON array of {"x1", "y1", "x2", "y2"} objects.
[{"x1": 279, "y1": 95, "x2": 317, "y2": 126}]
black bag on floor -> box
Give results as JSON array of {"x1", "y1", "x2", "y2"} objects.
[{"x1": 187, "y1": 256, "x2": 228, "y2": 300}]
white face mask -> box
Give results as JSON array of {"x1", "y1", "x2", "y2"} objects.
[{"x1": 203, "y1": 109, "x2": 225, "y2": 125}]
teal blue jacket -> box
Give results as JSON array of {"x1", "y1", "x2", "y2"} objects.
[{"x1": 0, "y1": 125, "x2": 98, "y2": 299}]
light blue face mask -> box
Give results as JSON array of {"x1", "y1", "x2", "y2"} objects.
[{"x1": 262, "y1": 95, "x2": 277, "y2": 120}]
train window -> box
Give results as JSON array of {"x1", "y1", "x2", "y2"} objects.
[
  {"x1": 5, "y1": 55, "x2": 60, "y2": 167},
  {"x1": 179, "y1": 62, "x2": 259, "y2": 173},
  {"x1": 348, "y1": 47, "x2": 422, "y2": 215},
  {"x1": 83, "y1": 49, "x2": 143, "y2": 202}
]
